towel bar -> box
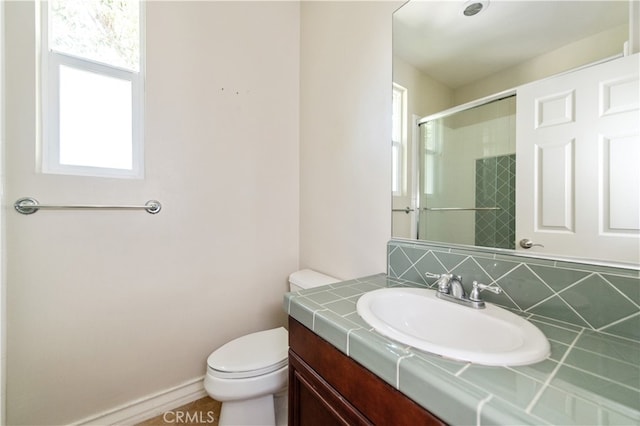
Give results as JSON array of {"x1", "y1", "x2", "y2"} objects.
[
  {"x1": 14, "y1": 197, "x2": 162, "y2": 215},
  {"x1": 424, "y1": 207, "x2": 500, "y2": 211}
]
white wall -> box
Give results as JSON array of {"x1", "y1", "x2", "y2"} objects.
[
  {"x1": 5, "y1": 2, "x2": 299, "y2": 424},
  {"x1": 299, "y1": 1, "x2": 399, "y2": 279}
]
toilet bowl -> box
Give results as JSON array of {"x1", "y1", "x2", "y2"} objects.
[
  {"x1": 204, "y1": 327, "x2": 289, "y2": 426},
  {"x1": 204, "y1": 269, "x2": 340, "y2": 426}
]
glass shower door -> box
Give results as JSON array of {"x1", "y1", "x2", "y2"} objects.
[{"x1": 418, "y1": 96, "x2": 516, "y2": 249}]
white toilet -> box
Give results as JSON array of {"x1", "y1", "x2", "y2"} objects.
[{"x1": 204, "y1": 269, "x2": 340, "y2": 426}]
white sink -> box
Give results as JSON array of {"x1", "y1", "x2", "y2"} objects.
[{"x1": 356, "y1": 287, "x2": 550, "y2": 366}]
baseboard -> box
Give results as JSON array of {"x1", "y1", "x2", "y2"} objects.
[{"x1": 72, "y1": 376, "x2": 208, "y2": 426}]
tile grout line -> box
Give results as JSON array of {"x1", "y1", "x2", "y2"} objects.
[
  {"x1": 529, "y1": 316, "x2": 583, "y2": 333},
  {"x1": 561, "y1": 363, "x2": 640, "y2": 393},
  {"x1": 554, "y1": 291, "x2": 595, "y2": 329},
  {"x1": 395, "y1": 247, "x2": 424, "y2": 280},
  {"x1": 598, "y1": 274, "x2": 640, "y2": 309},
  {"x1": 568, "y1": 343, "x2": 639, "y2": 367},
  {"x1": 476, "y1": 394, "x2": 493, "y2": 426},
  {"x1": 597, "y1": 311, "x2": 640, "y2": 333},
  {"x1": 455, "y1": 363, "x2": 471, "y2": 377},
  {"x1": 396, "y1": 353, "x2": 414, "y2": 389},
  {"x1": 345, "y1": 328, "x2": 357, "y2": 356},
  {"x1": 311, "y1": 308, "x2": 328, "y2": 331},
  {"x1": 522, "y1": 267, "x2": 590, "y2": 314},
  {"x1": 525, "y1": 328, "x2": 584, "y2": 414}
]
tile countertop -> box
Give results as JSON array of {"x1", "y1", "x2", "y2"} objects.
[{"x1": 283, "y1": 274, "x2": 640, "y2": 426}]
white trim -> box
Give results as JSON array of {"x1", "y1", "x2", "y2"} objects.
[
  {"x1": 392, "y1": 83, "x2": 407, "y2": 196},
  {"x1": 41, "y1": 1, "x2": 145, "y2": 179},
  {"x1": 418, "y1": 55, "x2": 625, "y2": 127},
  {"x1": 418, "y1": 88, "x2": 516, "y2": 126},
  {"x1": 630, "y1": 0, "x2": 640, "y2": 54},
  {"x1": 409, "y1": 114, "x2": 419, "y2": 240},
  {"x1": 72, "y1": 376, "x2": 207, "y2": 426},
  {"x1": 0, "y1": 1, "x2": 6, "y2": 423}
]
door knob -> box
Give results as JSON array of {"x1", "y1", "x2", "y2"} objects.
[{"x1": 519, "y1": 239, "x2": 544, "y2": 249}]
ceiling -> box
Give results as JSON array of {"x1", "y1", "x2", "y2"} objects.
[{"x1": 393, "y1": 0, "x2": 629, "y2": 88}]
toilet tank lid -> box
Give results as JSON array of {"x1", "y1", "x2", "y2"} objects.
[{"x1": 289, "y1": 269, "x2": 340, "y2": 289}]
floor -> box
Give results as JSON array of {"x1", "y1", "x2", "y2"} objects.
[{"x1": 137, "y1": 397, "x2": 222, "y2": 426}]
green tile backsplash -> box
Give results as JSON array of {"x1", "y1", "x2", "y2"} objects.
[
  {"x1": 475, "y1": 154, "x2": 516, "y2": 250},
  {"x1": 388, "y1": 240, "x2": 640, "y2": 342}
]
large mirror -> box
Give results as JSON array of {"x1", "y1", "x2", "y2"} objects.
[{"x1": 392, "y1": 0, "x2": 639, "y2": 265}]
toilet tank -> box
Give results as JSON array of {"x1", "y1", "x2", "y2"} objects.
[{"x1": 289, "y1": 269, "x2": 340, "y2": 292}]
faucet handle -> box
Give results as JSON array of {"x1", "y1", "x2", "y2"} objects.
[
  {"x1": 475, "y1": 281, "x2": 502, "y2": 294},
  {"x1": 469, "y1": 281, "x2": 502, "y2": 301},
  {"x1": 425, "y1": 272, "x2": 453, "y2": 293}
]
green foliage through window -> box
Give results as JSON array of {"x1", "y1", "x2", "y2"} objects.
[{"x1": 50, "y1": 0, "x2": 140, "y2": 71}]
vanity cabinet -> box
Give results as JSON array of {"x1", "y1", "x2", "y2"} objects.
[{"x1": 288, "y1": 317, "x2": 445, "y2": 426}]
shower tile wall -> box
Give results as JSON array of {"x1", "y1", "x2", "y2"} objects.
[
  {"x1": 388, "y1": 239, "x2": 640, "y2": 342},
  {"x1": 475, "y1": 154, "x2": 516, "y2": 249}
]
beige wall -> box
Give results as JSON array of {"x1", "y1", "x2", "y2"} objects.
[
  {"x1": 299, "y1": 1, "x2": 399, "y2": 279},
  {"x1": 4, "y1": 0, "x2": 399, "y2": 423},
  {"x1": 5, "y1": 2, "x2": 300, "y2": 424},
  {"x1": 453, "y1": 24, "x2": 629, "y2": 105},
  {"x1": 0, "y1": 2, "x2": 6, "y2": 424},
  {"x1": 6, "y1": 1, "x2": 626, "y2": 422},
  {"x1": 393, "y1": 56, "x2": 452, "y2": 118},
  {"x1": 391, "y1": 56, "x2": 451, "y2": 239}
]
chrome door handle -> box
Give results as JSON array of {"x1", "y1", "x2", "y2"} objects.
[{"x1": 519, "y1": 239, "x2": 544, "y2": 249}]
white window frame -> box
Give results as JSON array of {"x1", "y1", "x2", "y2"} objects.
[
  {"x1": 40, "y1": 1, "x2": 145, "y2": 179},
  {"x1": 392, "y1": 83, "x2": 408, "y2": 196},
  {"x1": 422, "y1": 120, "x2": 441, "y2": 197}
]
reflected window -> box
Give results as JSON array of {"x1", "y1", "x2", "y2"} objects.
[
  {"x1": 422, "y1": 120, "x2": 440, "y2": 196},
  {"x1": 392, "y1": 84, "x2": 407, "y2": 196}
]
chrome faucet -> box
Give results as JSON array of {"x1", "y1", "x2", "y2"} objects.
[
  {"x1": 426, "y1": 273, "x2": 502, "y2": 309},
  {"x1": 434, "y1": 274, "x2": 466, "y2": 298}
]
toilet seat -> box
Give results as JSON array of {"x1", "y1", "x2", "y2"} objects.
[{"x1": 207, "y1": 327, "x2": 288, "y2": 379}]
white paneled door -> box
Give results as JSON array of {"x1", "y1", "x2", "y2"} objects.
[{"x1": 516, "y1": 54, "x2": 640, "y2": 264}]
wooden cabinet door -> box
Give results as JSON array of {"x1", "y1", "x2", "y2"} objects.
[
  {"x1": 289, "y1": 351, "x2": 372, "y2": 426},
  {"x1": 288, "y1": 317, "x2": 446, "y2": 426}
]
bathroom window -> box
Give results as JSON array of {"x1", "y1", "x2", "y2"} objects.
[
  {"x1": 392, "y1": 84, "x2": 407, "y2": 196},
  {"x1": 41, "y1": 0, "x2": 144, "y2": 178}
]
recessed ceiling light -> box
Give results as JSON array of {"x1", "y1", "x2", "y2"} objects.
[{"x1": 463, "y1": 0, "x2": 489, "y2": 16}]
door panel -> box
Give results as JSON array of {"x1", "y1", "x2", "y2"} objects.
[
  {"x1": 516, "y1": 54, "x2": 639, "y2": 263},
  {"x1": 536, "y1": 138, "x2": 575, "y2": 231},
  {"x1": 605, "y1": 134, "x2": 640, "y2": 231}
]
